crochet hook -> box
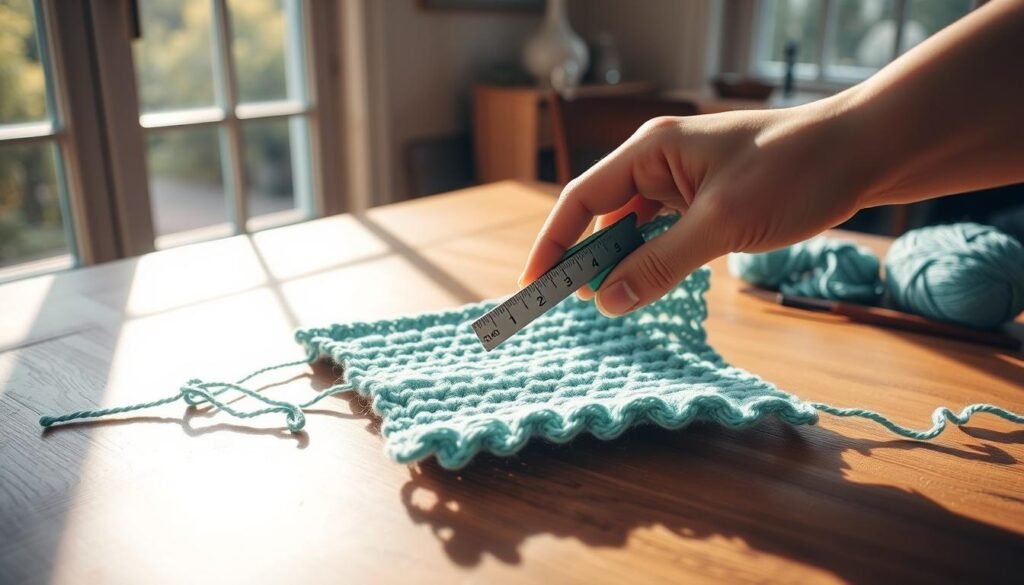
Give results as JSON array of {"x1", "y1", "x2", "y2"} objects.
[{"x1": 741, "y1": 287, "x2": 1021, "y2": 350}]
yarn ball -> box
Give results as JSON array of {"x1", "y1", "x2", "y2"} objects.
[
  {"x1": 728, "y1": 237, "x2": 883, "y2": 303},
  {"x1": 884, "y1": 223, "x2": 1024, "y2": 328}
]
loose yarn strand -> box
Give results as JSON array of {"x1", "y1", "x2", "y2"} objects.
[
  {"x1": 813, "y1": 402, "x2": 1024, "y2": 440},
  {"x1": 38, "y1": 394, "x2": 183, "y2": 429},
  {"x1": 234, "y1": 354, "x2": 315, "y2": 385},
  {"x1": 39, "y1": 350, "x2": 355, "y2": 433}
]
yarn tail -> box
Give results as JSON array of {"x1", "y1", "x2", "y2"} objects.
[
  {"x1": 813, "y1": 402, "x2": 1024, "y2": 440},
  {"x1": 39, "y1": 351, "x2": 354, "y2": 433}
]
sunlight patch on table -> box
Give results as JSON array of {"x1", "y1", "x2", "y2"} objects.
[
  {"x1": 0, "y1": 275, "x2": 54, "y2": 358},
  {"x1": 281, "y1": 254, "x2": 485, "y2": 326},
  {"x1": 252, "y1": 214, "x2": 389, "y2": 281},
  {"x1": 106, "y1": 288, "x2": 301, "y2": 404},
  {"x1": 126, "y1": 237, "x2": 269, "y2": 317}
]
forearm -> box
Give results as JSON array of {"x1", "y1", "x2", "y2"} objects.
[
  {"x1": 833, "y1": 0, "x2": 1024, "y2": 207},
  {"x1": 522, "y1": 1, "x2": 1024, "y2": 313}
]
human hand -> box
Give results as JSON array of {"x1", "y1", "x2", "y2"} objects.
[{"x1": 519, "y1": 96, "x2": 874, "y2": 317}]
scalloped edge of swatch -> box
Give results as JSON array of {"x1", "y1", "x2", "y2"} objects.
[
  {"x1": 299, "y1": 330, "x2": 818, "y2": 469},
  {"x1": 382, "y1": 392, "x2": 819, "y2": 469}
]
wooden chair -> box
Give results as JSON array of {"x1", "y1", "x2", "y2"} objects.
[{"x1": 548, "y1": 94, "x2": 698, "y2": 185}]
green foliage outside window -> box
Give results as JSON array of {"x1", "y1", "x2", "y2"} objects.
[
  {"x1": 137, "y1": 0, "x2": 294, "y2": 193},
  {"x1": 0, "y1": 0, "x2": 301, "y2": 268},
  {"x1": 0, "y1": 0, "x2": 65, "y2": 267}
]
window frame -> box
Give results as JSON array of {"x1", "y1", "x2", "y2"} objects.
[
  {"x1": 116, "y1": 0, "x2": 344, "y2": 250},
  {"x1": 749, "y1": 0, "x2": 982, "y2": 90}
]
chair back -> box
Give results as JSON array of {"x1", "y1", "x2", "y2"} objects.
[{"x1": 549, "y1": 94, "x2": 698, "y2": 185}]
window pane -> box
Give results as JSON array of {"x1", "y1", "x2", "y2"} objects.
[
  {"x1": 0, "y1": 141, "x2": 72, "y2": 273},
  {"x1": 230, "y1": 0, "x2": 302, "y2": 104},
  {"x1": 0, "y1": 0, "x2": 50, "y2": 125},
  {"x1": 900, "y1": 0, "x2": 972, "y2": 53},
  {"x1": 825, "y1": 0, "x2": 896, "y2": 79},
  {"x1": 147, "y1": 126, "x2": 231, "y2": 248},
  {"x1": 133, "y1": 0, "x2": 218, "y2": 113},
  {"x1": 243, "y1": 116, "x2": 309, "y2": 232},
  {"x1": 759, "y1": 0, "x2": 823, "y2": 66}
]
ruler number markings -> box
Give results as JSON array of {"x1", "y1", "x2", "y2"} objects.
[{"x1": 472, "y1": 213, "x2": 644, "y2": 351}]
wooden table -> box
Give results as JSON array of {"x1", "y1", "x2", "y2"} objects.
[{"x1": 2, "y1": 181, "x2": 1022, "y2": 584}]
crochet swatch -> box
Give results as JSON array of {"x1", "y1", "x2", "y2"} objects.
[
  {"x1": 294, "y1": 216, "x2": 818, "y2": 468},
  {"x1": 295, "y1": 267, "x2": 819, "y2": 469}
]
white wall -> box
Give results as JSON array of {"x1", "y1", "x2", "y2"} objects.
[
  {"x1": 373, "y1": 1, "x2": 540, "y2": 201},
  {"x1": 570, "y1": 0, "x2": 721, "y2": 91},
  {"x1": 356, "y1": 0, "x2": 721, "y2": 202}
]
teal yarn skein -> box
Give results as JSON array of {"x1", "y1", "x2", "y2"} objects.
[
  {"x1": 727, "y1": 237, "x2": 883, "y2": 303},
  {"x1": 884, "y1": 223, "x2": 1024, "y2": 328}
]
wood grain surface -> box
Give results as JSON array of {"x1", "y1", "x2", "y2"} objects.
[{"x1": 1, "y1": 181, "x2": 1021, "y2": 584}]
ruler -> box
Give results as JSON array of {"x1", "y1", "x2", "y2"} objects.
[{"x1": 472, "y1": 212, "x2": 645, "y2": 351}]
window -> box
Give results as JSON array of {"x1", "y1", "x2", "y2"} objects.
[
  {"x1": 0, "y1": 0, "x2": 340, "y2": 283},
  {"x1": 755, "y1": 0, "x2": 976, "y2": 85},
  {"x1": 0, "y1": 0, "x2": 75, "y2": 280},
  {"x1": 133, "y1": 0, "x2": 314, "y2": 249}
]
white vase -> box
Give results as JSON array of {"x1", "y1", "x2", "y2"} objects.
[{"x1": 522, "y1": 0, "x2": 589, "y2": 94}]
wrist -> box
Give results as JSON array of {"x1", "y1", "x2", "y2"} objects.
[
  {"x1": 769, "y1": 88, "x2": 882, "y2": 214},
  {"x1": 809, "y1": 85, "x2": 896, "y2": 210}
]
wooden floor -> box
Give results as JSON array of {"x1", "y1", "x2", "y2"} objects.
[{"x1": 1, "y1": 181, "x2": 1022, "y2": 584}]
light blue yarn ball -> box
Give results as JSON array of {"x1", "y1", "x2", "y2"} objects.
[
  {"x1": 884, "y1": 223, "x2": 1024, "y2": 328},
  {"x1": 728, "y1": 237, "x2": 883, "y2": 303}
]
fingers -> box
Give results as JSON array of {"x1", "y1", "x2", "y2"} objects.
[
  {"x1": 593, "y1": 194, "x2": 664, "y2": 232},
  {"x1": 577, "y1": 195, "x2": 664, "y2": 301},
  {"x1": 595, "y1": 202, "x2": 725, "y2": 316},
  {"x1": 519, "y1": 142, "x2": 641, "y2": 287}
]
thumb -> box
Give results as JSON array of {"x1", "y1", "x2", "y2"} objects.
[{"x1": 595, "y1": 205, "x2": 725, "y2": 316}]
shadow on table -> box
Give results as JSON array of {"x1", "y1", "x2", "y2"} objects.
[
  {"x1": 387, "y1": 417, "x2": 1024, "y2": 583},
  {"x1": 0, "y1": 261, "x2": 140, "y2": 585}
]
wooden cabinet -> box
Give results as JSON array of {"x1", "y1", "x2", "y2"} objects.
[{"x1": 472, "y1": 82, "x2": 657, "y2": 183}]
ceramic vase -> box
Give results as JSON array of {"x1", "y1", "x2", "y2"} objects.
[{"x1": 522, "y1": 0, "x2": 589, "y2": 94}]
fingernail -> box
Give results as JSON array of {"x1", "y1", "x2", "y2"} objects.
[
  {"x1": 598, "y1": 280, "x2": 639, "y2": 316},
  {"x1": 517, "y1": 273, "x2": 526, "y2": 288}
]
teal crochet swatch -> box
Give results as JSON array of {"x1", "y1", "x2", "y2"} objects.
[
  {"x1": 294, "y1": 266, "x2": 820, "y2": 468},
  {"x1": 39, "y1": 215, "x2": 1024, "y2": 469}
]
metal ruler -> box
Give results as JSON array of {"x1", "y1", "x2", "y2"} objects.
[{"x1": 472, "y1": 212, "x2": 645, "y2": 351}]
